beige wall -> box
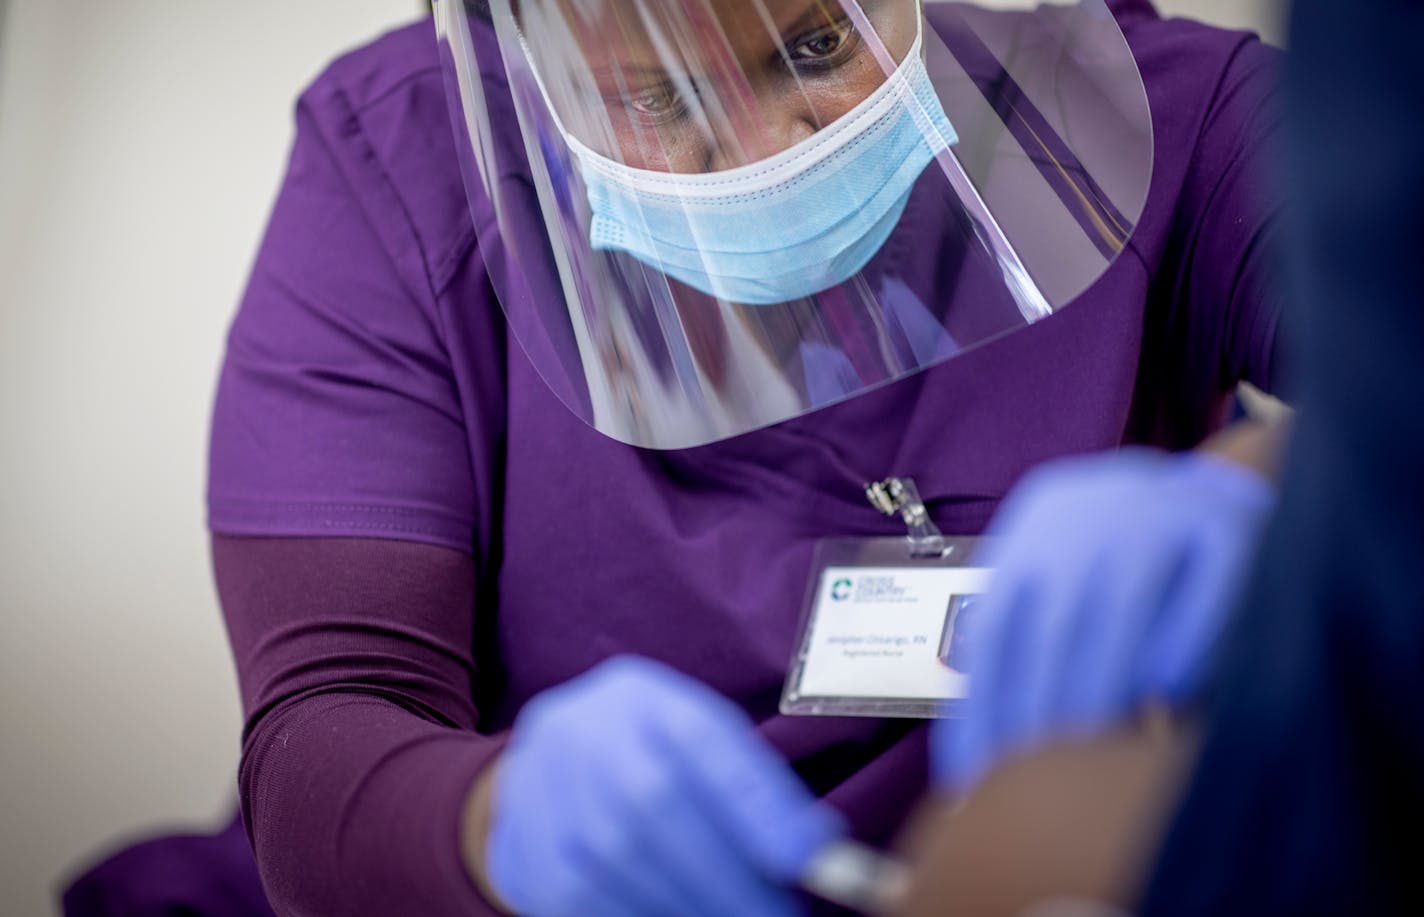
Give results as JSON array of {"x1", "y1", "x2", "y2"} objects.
[
  {"x1": 0, "y1": 1, "x2": 1283, "y2": 914},
  {"x1": 0, "y1": 4, "x2": 426, "y2": 915}
]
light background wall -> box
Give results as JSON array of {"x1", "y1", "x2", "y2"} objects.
[{"x1": 0, "y1": 1, "x2": 1283, "y2": 914}]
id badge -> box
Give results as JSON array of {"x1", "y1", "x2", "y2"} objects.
[{"x1": 781, "y1": 478, "x2": 991, "y2": 719}]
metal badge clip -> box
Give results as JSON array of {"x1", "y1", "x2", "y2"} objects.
[{"x1": 864, "y1": 476, "x2": 948, "y2": 558}]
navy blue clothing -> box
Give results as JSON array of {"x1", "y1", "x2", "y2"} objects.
[{"x1": 1140, "y1": 0, "x2": 1424, "y2": 912}]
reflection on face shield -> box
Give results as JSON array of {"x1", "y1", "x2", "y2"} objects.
[{"x1": 520, "y1": 0, "x2": 953, "y2": 304}]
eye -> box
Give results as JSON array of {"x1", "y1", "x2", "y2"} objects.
[
  {"x1": 787, "y1": 20, "x2": 859, "y2": 67},
  {"x1": 624, "y1": 82, "x2": 686, "y2": 121}
]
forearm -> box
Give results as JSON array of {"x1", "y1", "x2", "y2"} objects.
[
  {"x1": 242, "y1": 695, "x2": 507, "y2": 917},
  {"x1": 896, "y1": 719, "x2": 1199, "y2": 916},
  {"x1": 1198, "y1": 415, "x2": 1292, "y2": 481}
]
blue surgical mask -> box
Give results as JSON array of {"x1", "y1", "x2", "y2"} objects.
[{"x1": 559, "y1": 24, "x2": 958, "y2": 305}]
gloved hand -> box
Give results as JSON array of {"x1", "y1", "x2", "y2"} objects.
[
  {"x1": 486, "y1": 655, "x2": 844, "y2": 917},
  {"x1": 933, "y1": 448, "x2": 1275, "y2": 792}
]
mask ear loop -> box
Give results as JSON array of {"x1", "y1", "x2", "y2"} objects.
[{"x1": 841, "y1": 0, "x2": 1051, "y2": 322}]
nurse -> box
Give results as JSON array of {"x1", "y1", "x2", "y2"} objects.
[{"x1": 209, "y1": 0, "x2": 1284, "y2": 914}]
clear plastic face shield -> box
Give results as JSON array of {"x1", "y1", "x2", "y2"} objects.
[{"x1": 434, "y1": 0, "x2": 1153, "y2": 449}]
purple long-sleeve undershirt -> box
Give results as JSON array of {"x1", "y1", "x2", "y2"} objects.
[{"x1": 215, "y1": 535, "x2": 507, "y2": 916}]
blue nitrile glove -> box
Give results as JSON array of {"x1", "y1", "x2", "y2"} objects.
[
  {"x1": 486, "y1": 655, "x2": 845, "y2": 917},
  {"x1": 933, "y1": 448, "x2": 1275, "y2": 792}
]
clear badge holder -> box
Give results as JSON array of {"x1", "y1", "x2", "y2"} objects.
[{"x1": 781, "y1": 478, "x2": 992, "y2": 719}]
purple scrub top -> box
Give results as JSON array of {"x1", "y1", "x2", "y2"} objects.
[{"x1": 207, "y1": 2, "x2": 1284, "y2": 914}]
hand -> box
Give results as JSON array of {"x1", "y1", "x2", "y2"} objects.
[
  {"x1": 933, "y1": 449, "x2": 1274, "y2": 792},
  {"x1": 486, "y1": 655, "x2": 843, "y2": 917}
]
